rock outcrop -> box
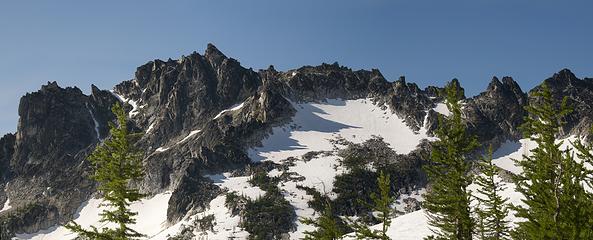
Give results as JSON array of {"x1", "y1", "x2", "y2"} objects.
[
  {"x1": 0, "y1": 82, "x2": 118, "y2": 235},
  {"x1": 464, "y1": 76, "x2": 527, "y2": 148},
  {"x1": 530, "y1": 69, "x2": 593, "y2": 137}
]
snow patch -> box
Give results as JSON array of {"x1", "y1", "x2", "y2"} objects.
[
  {"x1": 15, "y1": 193, "x2": 173, "y2": 240},
  {"x1": 206, "y1": 173, "x2": 265, "y2": 200},
  {"x1": 86, "y1": 104, "x2": 101, "y2": 139},
  {"x1": 270, "y1": 155, "x2": 343, "y2": 196},
  {"x1": 110, "y1": 90, "x2": 142, "y2": 118},
  {"x1": 155, "y1": 147, "x2": 170, "y2": 153},
  {"x1": 0, "y1": 198, "x2": 11, "y2": 213},
  {"x1": 492, "y1": 136, "x2": 578, "y2": 175},
  {"x1": 146, "y1": 122, "x2": 157, "y2": 133},
  {"x1": 151, "y1": 195, "x2": 250, "y2": 240},
  {"x1": 343, "y1": 210, "x2": 431, "y2": 240},
  {"x1": 349, "y1": 173, "x2": 523, "y2": 240},
  {"x1": 267, "y1": 155, "x2": 346, "y2": 239},
  {"x1": 468, "y1": 175, "x2": 525, "y2": 228},
  {"x1": 381, "y1": 210, "x2": 431, "y2": 239},
  {"x1": 433, "y1": 102, "x2": 451, "y2": 116},
  {"x1": 153, "y1": 129, "x2": 201, "y2": 154},
  {"x1": 178, "y1": 130, "x2": 201, "y2": 144},
  {"x1": 213, "y1": 102, "x2": 245, "y2": 120},
  {"x1": 393, "y1": 188, "x2": 426, "y2": 214}
]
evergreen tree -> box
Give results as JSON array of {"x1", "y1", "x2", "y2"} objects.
[
  {"x1": 474, "y1": 146, "x2": 510, "y2": 240},
  {"x1": 423, "y1": 81, "x2": 478, "y2": 240},
  {"x1": 474, "y1": 203, "x2": 487, "y2": 240},
  {"x1": 348, "y1": 170, "x2": 395, "y2": 240},
  {"x1": 66, "y1": 103, "x2": 146, "y2": 240},
  {"x1": 567, "y1": 126, "x2": 593, "y2": 238},
  {"x1": 513, "y1": 84, "x2": 593, "y2": 239},
  {"x1": 301, "y1": 201, "x2": 344, "y2": 240}
]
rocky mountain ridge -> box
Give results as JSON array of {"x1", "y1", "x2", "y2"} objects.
[{"x1": 0, "y1": 44, "x2": 591, "y2": 238}]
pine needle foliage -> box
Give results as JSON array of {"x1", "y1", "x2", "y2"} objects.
[
  {"x1": 301, "y1": 201, "x2": 345, "y2": 240},
  {"x1": 474, "y1": 146, "x2": 510, "y2": 240},
  {"x1": 571, "y1": 125, "x2": 593, "y2": 237},
  {"x1": 513, "y1": 84, "x2": 593, "y2": 239},
  {"x1": 66, "y1": 103, "x2": 146, "y2": 240},
  {"x1": 423, "y1": 81, "x2": 479, "y2": 240},
  {"x1": 348, "y1": 170, "x2": 395, "y2": 240}
]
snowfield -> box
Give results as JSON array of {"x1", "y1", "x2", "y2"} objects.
[{"x1": 249, "y1": 98, "x2": 430, "y2": 163}]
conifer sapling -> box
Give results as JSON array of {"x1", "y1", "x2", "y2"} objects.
[{"x1": 66, "y1": 103, "x2": 146, "y2": 240}]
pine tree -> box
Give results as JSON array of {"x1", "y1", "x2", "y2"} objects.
[
  {"x1": 513, "y1": 83, "x2": 593, "y2": 239},
  {"x1": 567, "y1": 125, "x2": 593, "y2": 238},
  {"x1": 474, "y1": 203, "x2": 487, "y2": 240},
  {"x1": 474, "y1": 146, "x2": 510, "y2": 240},
  {"x1": 348, "y1": 170, "x2": 395, "y2": 240},
  {"x1": 66, "y1": 103, "x2": 146, "y2": 240},
  {"x1": 301, "y1": 201, "x2": 344, "y2": 240},
  {"x1": 423, "y1": 81, "x2": 478, "y2": 240}
]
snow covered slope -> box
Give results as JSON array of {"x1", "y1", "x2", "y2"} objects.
[
  {"x1": 250, "y1": 98, "x2": 429, "y2": 163},
  {"x1": 15, "y1": 193, "x2": 173, "y2": 240},
  {"x1": 492, "y1": 136, "x2": 578, "y2": 175}
]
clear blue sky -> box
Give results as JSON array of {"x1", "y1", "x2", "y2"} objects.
[{"x1": 1, "y1": 0, "x2": 592, "y2": 135}]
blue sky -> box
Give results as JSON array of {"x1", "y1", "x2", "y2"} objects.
[{"x1": 0, "y1": 0, "x2": 592, "y2": 135}]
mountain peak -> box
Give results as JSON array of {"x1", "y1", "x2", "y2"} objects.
[
  {"x1": 41, "y1": 81, "x2": 60, "y2": 91},
  {"x1": 552, "y1": 68, "x2": 578, "y2": 82},
  {"x1": 487, "y1": 76, "x2": 502, "y2": 91},
  {"x1": 204, "y1": 43, "x2": 227, "y2": 68}
]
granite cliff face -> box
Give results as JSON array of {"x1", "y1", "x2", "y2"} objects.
[
  {"x1": 0, "y1": 82, "x2": 118, "y2": 236},
  {"x1": 462, "y1": 76, "x2": 528, "y2": 149},
  {"x1": 531, "y1": 69, "x2": 593, "y2": 137},
  {"x1": 0, "y1": 44, "x2": 591, "y2": 238}
]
